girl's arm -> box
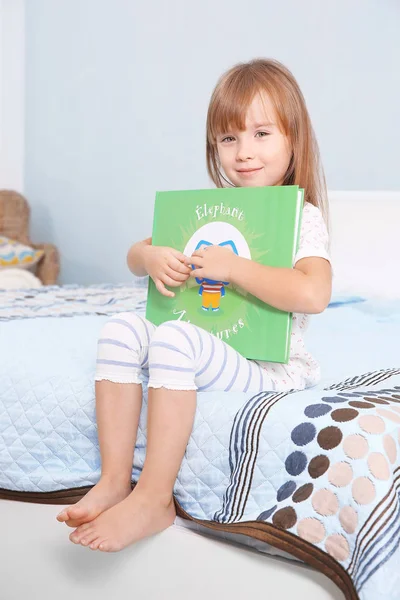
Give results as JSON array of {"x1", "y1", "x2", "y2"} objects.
[
  {"x1": 126, "y1": 238, "x2": 152, "y2": 276},
  {"x1": 187, "y1": 246, "x2": 332, "y2": 315},
  {"x1": 231, "y1": 255, "x2": 332, "y2": 314},
  {"x1": 188, "y1": 205, "x2": 331, "y2": 315}
]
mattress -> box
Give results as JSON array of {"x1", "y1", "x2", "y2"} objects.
[{"x1": 1, "y1": 282, "x2": 400, "y2": 600}]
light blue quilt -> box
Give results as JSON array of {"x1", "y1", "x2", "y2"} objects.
[{"x1": 1, "y1": 282, "x2": 399, "y2": 600}]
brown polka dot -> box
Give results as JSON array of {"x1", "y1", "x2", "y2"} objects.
[
  {"x1": 317, "y1": 426, "x2": 343, "y2": 450},
  {"x1": 293, "y1": 483, "x2": 314, "y2": 503},
  {"x1": 325, "y1": 534, "x2": 350, "y2": 562},
  {"x1": 272, "y1": 507, "x2": 297, "y2": 530},
  {"x1": 308, "y1": 455, "x2": 330, "y2": 479},
  {"x1": 349, "y1": 401, "x2": 374, "y2": 409},
  {"x1": 364, "y1": 396, "x2": 389, "y2": 405},
  {"x1": 331, "y1": 408, "x2": 359, "y2": 422}
]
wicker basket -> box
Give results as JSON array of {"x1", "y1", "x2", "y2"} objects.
[{"x1": 0, "y1": 190, "x2": 60, "y2": 285}]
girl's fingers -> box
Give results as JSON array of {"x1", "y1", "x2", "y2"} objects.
[
  {"x1": 187, "y1": 256, "x2": 204, "y2": 268},
  {"x1": 168, "y1": 257, "x2": 191, "y2": 275},
  {"x1": 161, "y1": 274, "x2": 184, "y2": 288},
  {"x1": 155, "y1": 279, "x2": 175, "y2": 298},
  {"x1": 170, "y1": 249, "x2": 189, "y2": 263},
  {"x1": 165, "y1": 266, "x2": 188, "y2": 282},
  {"x1": 191, "y1": 269, "x2": 203, "y2": 278},
  {"x1": 192, "y1": 248, "x2": 209, "y2": 258}
]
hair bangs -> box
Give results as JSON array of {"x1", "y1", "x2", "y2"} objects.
[{"x1": 208, "y1": 71, "x2": 261, "y2": 143}]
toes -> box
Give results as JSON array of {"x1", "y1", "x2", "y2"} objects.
[
  {"x1": 75, "y1": 521, "x2": 93, "y2": 534},
  {"x1": 80, "y1": 530, "x2": 99, "y2": 547},
  {"x1": 58, "y1": 504, "x2": 88, "y2": 524},
  {"x1": 98, "y1": 540, "x2": 112, "y2": 552},
  {"x1": 98, "y1": 539, "x2": 124, "y2": 553},
  {"x1": 65, "y1": 518, "x2": 84, "y2": 528},
  {"x1": 65, "y1": 508, "x2": 97, "y2": 528},
  {"x1": 56, "y1": 509, "x2": 69, "y2": 522},
  {"x1": 68, "y1": 505, "x2": 87, "y2": 518},
  {"x1": 69, "y1": 522, "x2": 94, "y2": 544},
  {"x1": 74, "y1": 505, "x2": 88, "y2": 515},
  {"x1": 89, "y1": 537, "x2": 104, "y2": 551}
]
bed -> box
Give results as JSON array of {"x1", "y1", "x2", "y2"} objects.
[{"x1": 1, "y1": 191, "x2": 399, "y2": 600}]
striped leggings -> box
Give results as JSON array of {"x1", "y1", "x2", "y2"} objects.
[{"x1": 95, "y1": 313, "x2": 294, "y2": 393}]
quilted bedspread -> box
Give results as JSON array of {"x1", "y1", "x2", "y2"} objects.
[{"x1": 1, "y1": 281, "x2": 400, "y2": 600}]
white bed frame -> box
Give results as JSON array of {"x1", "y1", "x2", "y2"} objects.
[{"x1": 2, "y1": 191, "x2": 399, "y2": 600}]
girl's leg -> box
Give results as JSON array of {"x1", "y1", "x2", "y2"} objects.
[
  {"x1": 57, "y1": 313, "x2": 155, "y2": 527},
  {"x1": 134, "y1": 321, "x2": 284, "y2": 505},
  {"x1": 69, "y1": 321, "x2": 280, "y2": 551}
]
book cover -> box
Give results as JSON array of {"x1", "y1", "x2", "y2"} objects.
[{"x1": 146, "y1": 185, "x2": 303, "y2": 363}]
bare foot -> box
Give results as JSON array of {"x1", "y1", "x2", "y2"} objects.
[
  {"x1": 68, "y1": 487, "x2": 176, "y2": 552},
  {"x1": 56, "y1": 477, "x2": 132, "y2": 528}
]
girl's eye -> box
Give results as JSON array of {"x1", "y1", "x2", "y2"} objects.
[
  {"x1": 221, "y1": 136, "x2": 235, "y2": 143},
  {"x1": 255, "y1": 131, "x2": 270, "y2": 138}
]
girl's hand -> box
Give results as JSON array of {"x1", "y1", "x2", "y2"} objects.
[
  {"x1": 143, "y1": 246, "x2": 191, "y2": 297},
  {"x1": 185, "y1": 245, "x2": 238, "y2": 282}
]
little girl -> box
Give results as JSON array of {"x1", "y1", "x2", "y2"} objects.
[{"x1": 57, "y1": 58, "x2": 332, "y2": 552}]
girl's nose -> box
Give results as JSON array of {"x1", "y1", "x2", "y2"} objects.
[{"x1": 236, "y1": 142, "x2": 255, "y2": 161}]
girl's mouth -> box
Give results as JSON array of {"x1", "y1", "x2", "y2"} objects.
[{"x1": 236, "y1": 167, "x2": 263, "y2": 175}]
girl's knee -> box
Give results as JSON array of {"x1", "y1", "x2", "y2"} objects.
[
  {"x1": 148, "y1": 321, "x2": 198, "y2": 390},
  {"x1": 150, "y1": 320, "x2": 197, "y2": 360},
  {"x1": 151, "y1": 320, "x2": 194, "y2": 342},
  {"x1": 111, "y1": 312, "x2": 147, "y2": 328},
  {"x1": 96, "y1": 312, "x2": 150, "y2": 384},
  {"x1": 98, "y1": 312, "x2": 150, "y2": 347},
  {"x1": 153, "y1": 320, "x2": 192, "y2": 336}
]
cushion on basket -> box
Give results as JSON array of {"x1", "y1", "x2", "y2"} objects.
[{"x1": 0, "y1": 236, "x2": 44, "y2": 269}]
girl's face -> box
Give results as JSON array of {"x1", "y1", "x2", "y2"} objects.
[{"x1": 216, "y1": 93, "x2": 292, "y2": 188}]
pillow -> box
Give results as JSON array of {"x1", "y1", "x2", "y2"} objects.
[
  {"x1": 328, "y1": 191, "x2": 400, "y2": 299},
  {"x1": 0, "y1": 268, "x2": 42, "y2": 289},
  {"x1": 0, "y1": 236, "x2": 44, "y2": 269}
]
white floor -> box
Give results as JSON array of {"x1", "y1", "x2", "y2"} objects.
[{"x1": 1, "y1": 499, "x2": 344, "y2": 600}]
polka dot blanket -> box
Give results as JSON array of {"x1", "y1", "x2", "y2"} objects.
[{"x1": 0, "y1": 286, "x2": 399, "y2": 600}]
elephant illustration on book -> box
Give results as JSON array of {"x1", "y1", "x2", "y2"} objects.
[{"x1": 191, "y1": 240, "x2": 239, "y2": 312}]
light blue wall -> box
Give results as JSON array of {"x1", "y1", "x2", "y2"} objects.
[{"x1": 24, "y1": 0, "x2": 400, "y2": 284}]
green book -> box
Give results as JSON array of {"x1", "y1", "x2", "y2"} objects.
[{"x1": 146, "y1": 185, "x2": 304, "y2": 363}]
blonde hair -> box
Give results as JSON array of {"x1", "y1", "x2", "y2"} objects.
[{"x1": 206, "y1": 58, "x2": 329, "y2": 223}]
